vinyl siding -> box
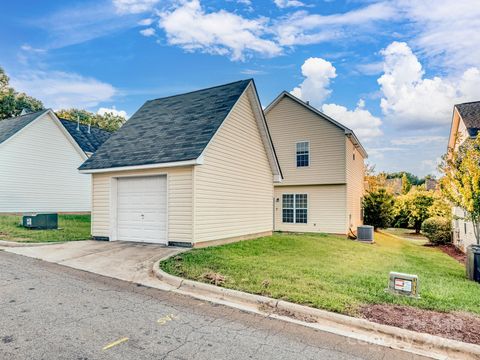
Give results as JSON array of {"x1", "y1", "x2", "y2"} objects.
[
  {"x1": 452, "y1": 207, "x2": 478, "y2": 252},
  {"x1": 0, "y1": 113, "x2": 90, "y2": 212},
  {"x1": 193, "y1": 88, "x2": 274, "y2": 243},
  {"x1": 448, "y1": 110, "x2": 476, "y2": 252},
  {"x1": 266, "y1": 96, "x2": 346, "y2": 186},
  {"x1": 274, "y1": 185, "x2": 347, "y2": 234},
  {"x1": 448, "y1": 108, "x2": 469, "y2": 152},
  {"x1": 91, "y1": 166, "x2": 193, "y2": 242},
  {"x1": 346, "y1": 138, "x2": 365, "y2": 231}
]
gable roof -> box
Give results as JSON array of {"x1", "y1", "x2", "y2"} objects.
[
  {"x1": 0, "y1": 109, "x2": 112, "y2": 155},
  {"x1": 0, "y1": 109, "x2": 49, "y2": 145},
  {"x1": 265, "y1": 91, "x2": 368, "y2": 158},
  {"x1": 79, "y1": 79, "x2": 254, "y2": 171},
  {"x1": 455, "y1": 101, "x2": 480, "y2": 137},
  {"x1": 59, "y1": 119, "x2": 112, "y2": 154}
]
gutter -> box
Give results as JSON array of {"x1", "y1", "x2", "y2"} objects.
[{"x1": 79, "y1": 158, "x2": 201, "y2": 174}]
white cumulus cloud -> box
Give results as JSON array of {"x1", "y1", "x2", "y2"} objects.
[
  {"x1": 274, "y1": 0, "x2": 305, "y2": 9},
  {"x1": 10, "y1": 71, "x2": 116, "y2": 110},
  {"x1": 138, "y1": 18, "x2": 154, "y2": 26},
  {"x1": 290, "y1": 57, "x2": 336, "y2": 107},
  {"x1": 158, "y1": 0, "x2": 282, "y2": 61},
  {"x1": 140, "y1": 27, "x2": 156, "y2": 36},
  {"x1": 113, "y1": 0, "x2": 159, "y2": 14},
  {"x1": 378, "y1": 41, "x2": 480, "y2": 129},
  {"x1": 322, "y1": 100, "x2": 383, "y2": 141},
  {"x1": 291, "y1": 58, "x2": 382, "y2": 142},
  {"x1": 97, "y1": 107, "x2": 128, "y2": 118}
]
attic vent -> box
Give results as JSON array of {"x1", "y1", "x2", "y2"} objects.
[{"x1": 20, "y1": 109, "x2": 30, "y2": 116}]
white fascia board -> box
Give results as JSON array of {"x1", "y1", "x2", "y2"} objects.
[
  {"x1": 78, "y1": 159, "x2": 199, "y2": 174},
  {"x1": 47, "y1": 110, "x2": 89, "y2": 161},
  {"x1": 246, "y1": 84, "x2": 283, "y2": 179}
]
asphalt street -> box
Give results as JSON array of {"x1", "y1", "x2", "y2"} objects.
[{"x1": 0, "y1": 251, "x2": 429, "y2": 359}]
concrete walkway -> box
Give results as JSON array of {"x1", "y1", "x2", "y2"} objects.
[{"x1": 5, "y1": 240, "x2": 183, "y2": 287}]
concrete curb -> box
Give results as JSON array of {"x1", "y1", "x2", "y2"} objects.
[
  {"x1": 0, "y1": 240, "x2": 66, "y2": 248},
  {"x1": 153, "y1": 259, "x2": 480, "y2": 360}
]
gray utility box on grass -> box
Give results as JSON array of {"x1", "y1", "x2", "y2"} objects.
[
  {"x1": 388, "y1": 272, "x2": 419, "y2": 298},
  {"x1": 467, "y1": 245, "x2": 480, "y2": 283},
  {"x1": 22, "y1": 213, "x2": 58, "y2": 230},
  {"x1": 357, "y1": 225, "x2": 374, "y2": 243}
]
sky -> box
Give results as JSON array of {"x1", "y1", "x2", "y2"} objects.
[{"x1": 1, "y1": 0, "x2": 480, "y2": 177}]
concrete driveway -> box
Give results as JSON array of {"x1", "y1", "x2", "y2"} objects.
[{"x1": 5, "y1": 240, "x2": 183, "y2": 287}]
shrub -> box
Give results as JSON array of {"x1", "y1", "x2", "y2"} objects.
[
  {"x1": 421, "y1": 217, "x2": 452, "y2": 245},
  {"x1": 363, "y1": 188, "x2": 394, "y2": 229}
]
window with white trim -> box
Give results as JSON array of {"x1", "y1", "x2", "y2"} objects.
[
  {"x1": 296, "y1": 141, "x2": 309, "y2": 167},
  {"x1": 282, "y1": 194, "x2": 308, "y2": 224}
]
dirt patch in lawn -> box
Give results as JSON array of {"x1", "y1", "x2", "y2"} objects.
[{"x1": 360, "y1": 304, "x2": 480, "y2": 345}]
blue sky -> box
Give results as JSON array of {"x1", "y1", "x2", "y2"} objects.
[{"x1": 1, "y1": 0, "x2": 480, "y2": 177}]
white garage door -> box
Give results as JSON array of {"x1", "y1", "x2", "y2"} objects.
[{"x1": 117, "y1": 176, "x2": 167, "y2": 244}]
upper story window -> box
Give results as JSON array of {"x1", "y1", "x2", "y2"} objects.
[{"x1": 296, "y1": 141, "x2": 309, "y2": 167}]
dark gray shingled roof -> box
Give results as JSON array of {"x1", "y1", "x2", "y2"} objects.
[
  {"x1": 79, "y1": 79, "x2": 252, "y2": 170},
  {"x1": 0, "y1": 109, "x2": 49, "y2": 145},
  {"x1": 455, "y1": 101, "x2": 480, "y2": 137},
  {"x1": 59, "y1": 119, "x2": 112, "y2": 153}
]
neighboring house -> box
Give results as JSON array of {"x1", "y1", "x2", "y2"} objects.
[
  {"x1": 265, "y1": 92, "x2": 367, "y2": 235},
  {"x1": 79, "y1": 80, "x2": 282, "y2": 247},
  {"x1": 447, "y1": 101, "x2": 480, "y2": 251},
  {"x1": 425, "y1": 178, "x2": 438, "y2": 191},
  {"x1": 385, "y1": 178, "x2": 403, "y2": 195},
  {"x1": 0, "y1": 109, "x2": 111, "y2": 213}
]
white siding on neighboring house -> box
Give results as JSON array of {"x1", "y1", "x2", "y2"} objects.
[
  {"x1": 0, "y1": 113, "x2": 90, "y2": 213},
  {"x1": 448, "y1": 108, "x2": 478, "y2": 252},
  {"x1": 193, "y1": 89, "x2": 274, "y2": 244},
  {"x1": 452, "y1": 206, "x2": 478, "y2": 252}
]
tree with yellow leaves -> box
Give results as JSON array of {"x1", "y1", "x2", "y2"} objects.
[{"x1": 440, "y1": 135, "x2": 480, "y2": 245}]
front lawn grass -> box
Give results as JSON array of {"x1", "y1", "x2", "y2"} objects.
[
  {"x1": 0, "y1": 214, "x2": 91, "y2": 242},
  {"x1": 160, "y1": 231, "x2": 480, "y2": 316}
]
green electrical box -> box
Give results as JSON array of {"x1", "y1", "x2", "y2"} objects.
[{"x1": 22, "y1": 213, "x2": 58, "y2": 230}]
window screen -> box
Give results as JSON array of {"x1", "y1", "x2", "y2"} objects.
[
  {"x1": 296, "y1": 142, "x2": 309, "y2": 167},
  {"x1": 282, "y1": 194, "x2": 307, "y2": 224}
]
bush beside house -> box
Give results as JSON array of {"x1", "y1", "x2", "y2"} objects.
[{"x1": 422, "y1": 217, "x2": 452, "y2": 245}]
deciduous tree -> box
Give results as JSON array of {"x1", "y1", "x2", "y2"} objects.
[
  {"x1": 0, "y1": 67, "x2": 44, "y2": 119},
  {"x1": 56, "y1": 108, "x2": 125, "y2": 132},
  {"x1": 440, "y1": 136, "x2": 480, "y2": 245}
]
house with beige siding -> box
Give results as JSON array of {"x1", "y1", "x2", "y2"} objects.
[
  {"x1": 265, "y1": 92, "x2": 367, "y2": 235},
  {"x1": 79, "y1": 80, "x2": 282, "y2": 247},
  {"x1": 447, "y1": 101, "x2": 480, "y2": 252}
]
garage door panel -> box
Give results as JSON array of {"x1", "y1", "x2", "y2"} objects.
[{"x1": 116, "y1": 176, "x2": 167, "y2": 244}]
